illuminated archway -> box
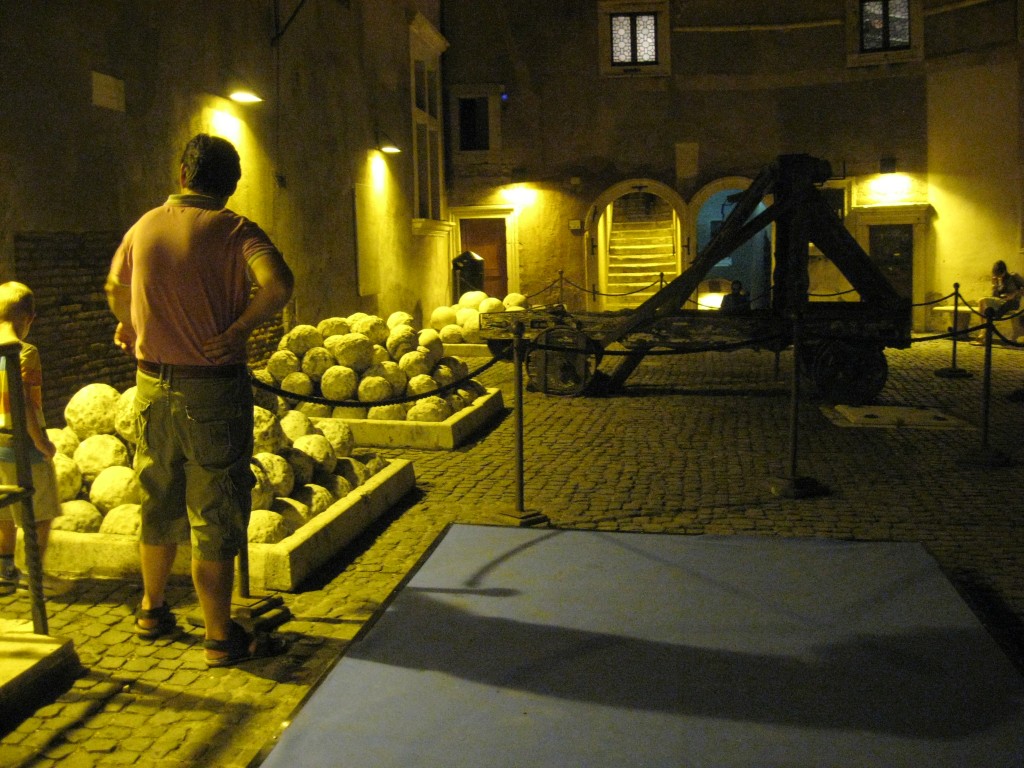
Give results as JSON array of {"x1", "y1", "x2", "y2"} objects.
[{"x1": 584, "y1": 179, "x2": 688, "y2": 311}]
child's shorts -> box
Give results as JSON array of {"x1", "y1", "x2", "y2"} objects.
[{"x1": 0, "y1": 450, "x2": 60, "y2": 524}]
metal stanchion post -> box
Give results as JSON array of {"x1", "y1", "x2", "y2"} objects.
[
  {"x1": 771, "y1": 315, "x2": 829, "y2": 498},
  {"x1": 514, "y1": 322, "x2": 525, "y2": 514},
  {"x1": 936, "y1": 283, "x2": 973, "y2": 379},
  {"x1": 492, "y1": 322, "x2": 549, "y2": 526},
  {"x1": 237, "y1": 546, "x2": 250, "y2": 599},
  {"x1": 190, "y1": 559, "x2": 289, "y2": 632},
  {"x1": 963, "y1": 309, "x2": 1010, "y2": 467}
]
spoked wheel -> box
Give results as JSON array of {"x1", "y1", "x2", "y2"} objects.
[
  {"x1": 808, "y1": 341, "x2": 888, "y2": 405},
  {"x1": 525, "y1": 327, "x2": 600, "y2": 396}
]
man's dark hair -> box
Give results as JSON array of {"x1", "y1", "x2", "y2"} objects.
[{"x1": 180, "y1": 134, "x2": 241, "y2": 198}]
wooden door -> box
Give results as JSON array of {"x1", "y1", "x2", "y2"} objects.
[{"x1": 459, "y1": 218, "x2": 508, "y2": 299}]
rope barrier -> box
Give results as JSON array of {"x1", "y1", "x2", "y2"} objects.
[
  {"x1": 250, "y1": 354, "x2": 504, "y2": 409},
  {"x1": 561, "y1": 275, "x2": 663, "y2": 298},
  {"x1": 808, "y1": 287, "x2": 858, "y2": 298},
  {"x1": 523, "y1": 275, "x2": 564, "y2": 302},
  {"x1": 521, "y1": 271, "x2": 1011, "y2": 317}
]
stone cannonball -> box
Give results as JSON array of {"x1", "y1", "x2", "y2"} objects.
[
  {"x1": 320, "y1": 365, "x2": 358, "y2": 402},
  {"x1": 282, "y1": 324, "x2": 324, "y2": 357},
  {"x1": 253, "y1": 406, "x2": 288, "y2": 455},
  {"x1": 252, "y1": 451, "x2": 295, "y2": 498},
  {"x1": 73, "y1": 433, "x2": 130, "y2": 483},
  {"x1": 52, "y1": 500, "x2": 102, "y2": 533},
  {"x1": 350, "y1": 315, "x2": 390, "y2": 346},
  {"x1": 99, "y1": 503, "x2": 142, "y2": 536},
  {"x1": 89, "y1": 465, "x2": 141, "y2": 514},
  {"x1": 316, "y1": 316, "x2": 351, "y2": 339},
  {"x1": 292, "y1": 433, "x2": 337, "y2": 475},
  {"x1": 64, "y1": 383, "x2": 121, "y2": 439},
  {"x1": 248, "y1": 509, "x2": 290, "y2": 544}
]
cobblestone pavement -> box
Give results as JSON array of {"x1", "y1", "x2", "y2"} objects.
[{"x1": 1, "y1": 339, "x2": 1022, "y2": 767}]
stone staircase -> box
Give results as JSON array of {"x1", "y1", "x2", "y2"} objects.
[{"x1": 605, "y1": 192, "x2": 678, "y2": 310}]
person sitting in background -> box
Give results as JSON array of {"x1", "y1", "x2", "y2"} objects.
[
  {"x1": 974, "y1": 260, "x2": 1024, "y2": 343},
  {"x1": 719, "y1": 280, "x2": 751, "y2": 315}
]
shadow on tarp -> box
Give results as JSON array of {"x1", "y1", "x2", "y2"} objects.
[
  {"x1": 353, "y1": 589, "x2": 1016, "y2": 739},
  {"x1": 260, "y1": 527, "x2": 1024, "y2": 768}
]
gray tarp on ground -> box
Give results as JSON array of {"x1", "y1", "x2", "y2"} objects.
[{"x1": 261, "y1": 525, "x2": 1024, "y2": 768}]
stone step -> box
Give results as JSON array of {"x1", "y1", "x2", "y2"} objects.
[{"x1": 0, "y1": 620, "x2": 81, "y2": 720}]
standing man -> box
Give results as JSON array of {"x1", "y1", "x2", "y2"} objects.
[{"x1": 106, "y1": 134, "x2": 294, "y2": 666}]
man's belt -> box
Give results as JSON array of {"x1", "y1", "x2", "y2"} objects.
[{"x1": 137, "y1": 360, "x2": 246, "y2": 379}]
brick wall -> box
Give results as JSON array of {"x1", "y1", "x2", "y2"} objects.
[{"x1": 12, "y1": 232, "x2": 286, "y2": 428}]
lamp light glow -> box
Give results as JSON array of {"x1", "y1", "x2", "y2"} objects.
[
  {"x1": 229, "y1": 89, "x2": 263, "y2": 104},
  {"x1": 500, "y1": 183, "x2": 537, "y2": 207},
  {"x1": 377, "y1": 132, "x2": 401, "y2": 154},
  {"x1": 867, "y1": 172, "x2": 913, "y2": 204}
]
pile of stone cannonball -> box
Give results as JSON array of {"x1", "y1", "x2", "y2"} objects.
[
  {"x1": 427, "y1": 290, "x2": 529, "y2": 344},
  {"x1": 255, "y1": 310, "x2": 489, "y2": 424},
  {"x1": 46, "y1": 381, "x2": 386, "y2": 546}
]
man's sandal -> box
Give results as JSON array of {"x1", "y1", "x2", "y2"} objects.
[
  {"x1": 134, "y1": 603, "x2": 178, "y2": 640},
  {"x1": 204, "y1": 620, "x2": 287, "y2": 668}
]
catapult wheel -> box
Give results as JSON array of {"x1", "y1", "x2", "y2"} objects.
[
  {"x1": 809, "y1": 340, "x2": 888, "y2": 405},
  {"x1": 525, "y1": 327, "x2": 599, "y2": 396}
]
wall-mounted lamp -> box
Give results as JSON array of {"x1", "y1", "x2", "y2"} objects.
[
  {"x1": 223, "y1": 68, "x2": 263, "y2": 104},
  {"x1": 229, "y1": 88, "x2": 263, "y2": 104},
  {"x1": 879, "y1": 157, "x2": 897, "y2": 174},
  {"x1": 377, "y1": 131, "x2": 401, "y2": 154}
]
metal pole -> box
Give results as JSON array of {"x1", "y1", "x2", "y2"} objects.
[
  {"x1": 237, "y1": 545, "x2": 251, "y2": 599},
  {"x1": 959, "y1": 308, "x2": 1008, "y2": 465},
  {"x1": 513, "y1": 321, "x2": 526, "y2": 514},
  {"x1": 770, "y1": 317, "x2": 827, "y2": 498},
  {"x1": 936, "y1": 283, "x2": 973, "y2": 379},
  {"x1": 980, "y1": 309, "x2": 993, "y2": 451},
  {"x1": 952, "y1": 284, "x2": 962, "y2": 366},
  {"x1": 787, "y1": 317, "x2": 801, "y2": 481}
]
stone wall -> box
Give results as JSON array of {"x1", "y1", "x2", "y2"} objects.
[{"x1": 12, "y1": 231, "x2": 285, "y2": 427}]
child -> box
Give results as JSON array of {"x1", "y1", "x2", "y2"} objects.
[{"x1": 0, "y1": 281, "x2": 59, "y2": 595}]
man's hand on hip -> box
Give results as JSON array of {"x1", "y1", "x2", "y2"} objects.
[
  {"x1": 202, "y1": 325, "x2": 248, "y2": 364},
  {"x1": 114, "y1": 322, "x2": 136, "y2": 355}
]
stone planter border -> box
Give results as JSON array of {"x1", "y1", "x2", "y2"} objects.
[
  {"x1": 25, "y1": 459, "x2": 416, "y2": 593},
  {"x1": 334, "y1": 387, "x2": 505, "y2": 450}
]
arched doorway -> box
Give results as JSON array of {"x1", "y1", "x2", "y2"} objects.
[
  {"x1": 584, "y1": 179, "x2": 688, "y2": 311},
  {"x1": 689, "y1": 177, "x2": 772, "y2": 310}
]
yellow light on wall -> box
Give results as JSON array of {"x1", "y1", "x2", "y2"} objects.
[
  {"x1": 696, "y1": 292, "x2": 726, "y2": 310},
  {"x1": 208, "y1": 109, "x2": 243, "y2": 145},
  {"x1": 867, "y1": 172, "x2": 913, "y2": 205},
  {"x1": 500, "y1": 183, "x2": 537, "y2": 207},
  {"x1": 369, "y1": 152, "x2": 388, "y2": 192}
]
